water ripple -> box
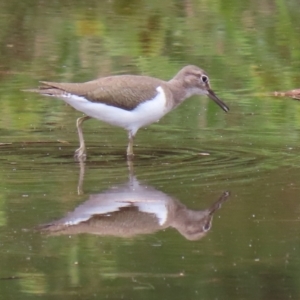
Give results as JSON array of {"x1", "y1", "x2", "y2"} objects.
[{"x1": 1, "y1": 141, "x2": 298, "y2": 186}]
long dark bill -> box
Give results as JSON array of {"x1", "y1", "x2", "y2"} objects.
[{"x1": 208, "y1": 89, "x2": 229, "y2": 112}]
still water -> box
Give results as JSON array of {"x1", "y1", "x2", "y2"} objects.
[{"x1": 1, "y1": 0, "x2": 300, "y2": 299}]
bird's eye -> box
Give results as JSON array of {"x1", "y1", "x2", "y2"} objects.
[
  {"x1": 201, "y1": 75, "x2": 208, "y2": 83},
  {"x1": 203, "y1": 220, "x2": 211, "y2": 231}
]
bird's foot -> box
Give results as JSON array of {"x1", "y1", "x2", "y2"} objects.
[
  {"x1": 74, "y1": 147, "x2": 87, "y2": 161},
  {"x1": 126, "y1": 153, "x2": 134, "y2": 161}
]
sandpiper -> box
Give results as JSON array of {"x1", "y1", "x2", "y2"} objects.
[{"x1": 25, "y1": 65, "x2": 229, "y2": 160}]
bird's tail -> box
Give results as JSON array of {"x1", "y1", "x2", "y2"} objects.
[{"x1": 22, "y1": 87, "x2": 65, "y2": 97}]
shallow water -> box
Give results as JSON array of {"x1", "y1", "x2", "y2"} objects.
[{"x1": 1, "y1": 1, "x2": 300, "y2": 299}]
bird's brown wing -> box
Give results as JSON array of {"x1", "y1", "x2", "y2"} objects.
[{"x1": 40, "y1": 75, "x2": 164, "y2": 111}]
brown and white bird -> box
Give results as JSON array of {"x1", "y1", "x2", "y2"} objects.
[
  {"x1": 39, "y1": 173, "x2": 230, "y2": 241},
  {"x1": 25, "y1": 65, "x2": 229, "y2": 160}
]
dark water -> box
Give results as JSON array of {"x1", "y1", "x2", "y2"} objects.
[{"x1": 1, "y1": 0, "x2": 300, "y2": 299}]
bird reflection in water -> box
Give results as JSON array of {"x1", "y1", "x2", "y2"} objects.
[{"x1": 40, "y1": 162, "x2": 230, "y2": 240}]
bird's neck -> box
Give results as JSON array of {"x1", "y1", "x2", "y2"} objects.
[{"x1": 167, "y1": 79, "x2": 188, "y2": 106}]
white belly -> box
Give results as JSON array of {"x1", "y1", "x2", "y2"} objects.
[{"x1": 61, "y1": 86, "x2": 169, "y2": 135}]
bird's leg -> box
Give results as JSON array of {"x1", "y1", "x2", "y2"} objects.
[
  {"x1": 126, "y1": 131, "x2": 135, "y2": 160},
  {"x1": 127, "y1": 159, "x2": 134, "y2": 177},
  {"x1": 74, "y1": 115, "x2": 91, "y2": 161},
  {"x1": 77, "y1": 159, "x2": 85, "y2": 195}
]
